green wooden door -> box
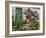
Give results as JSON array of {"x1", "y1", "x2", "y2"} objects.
[
  {"x1": 15, "y1": 8, "x2": 23, "y2": 30},
  {"x1": 16, "y1": 8, "x2": 22, "y2": 21}
]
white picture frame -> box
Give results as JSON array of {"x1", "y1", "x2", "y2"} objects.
[{"x1": 5, "y1": 1, "x2": 45, "y2": 37}]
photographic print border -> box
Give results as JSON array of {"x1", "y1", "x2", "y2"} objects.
[{"x1": 5, "y1": 1, "x2": 45, "y2": 37}]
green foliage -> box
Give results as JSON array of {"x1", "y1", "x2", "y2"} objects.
[
  {"x1": 31, "y1": 10, "x2": 40, "y2": 30},
  {"x1": 12, "y1": 16, "x2": 24, "y2": 31},
  {"x1": 12, "y1": 8, "x2": 40, "y2": 31}
]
